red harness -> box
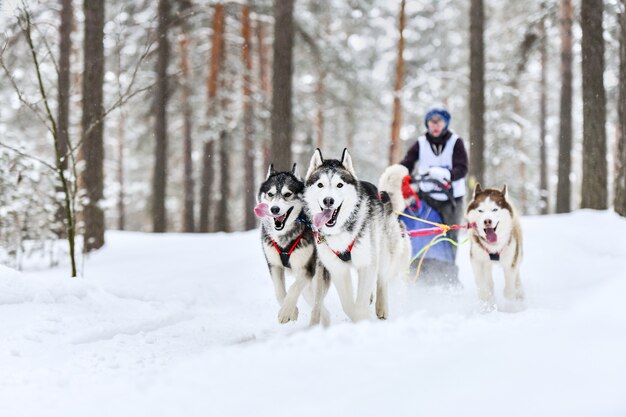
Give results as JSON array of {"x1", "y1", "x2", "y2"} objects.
[
  {"x1": 270, "y1": 231, "x2": 305, "y2": 268},
  {"x1": 313, "y1": 231, "x2": 356, "y2": 262},
  {"x1": 332, "y1": 239, "x2": 356, "y2": 262}
]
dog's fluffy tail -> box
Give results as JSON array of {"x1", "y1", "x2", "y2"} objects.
[{"x1": 378, "y1": 164, "x2": 409, "y2": 213}]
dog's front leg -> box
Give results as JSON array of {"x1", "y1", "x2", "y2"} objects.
[
  {"x1": 472, "y1": 260, "x2": 495, "y2": 310},
  {"x1": 277, "y1": 269, "x2": 309, "y2": 323},
  {"x1": 269, "y1": 264, "x2": 287, "y2": 305},
  {"x1": 353, "y1": 266, "x2": 377, "y2": 321},
  {"x1": 375, "y1": 274, "x2": 389, "y2": 320},
  {"x1": 308, "y1": 266, "x2": 331, "y2": 326},
  {"x1": 503, "y1": 264, "x2": 524, "y2": 301},
  {"x1": 332, "y1": 268, "x2": 356, "y2": 321}
]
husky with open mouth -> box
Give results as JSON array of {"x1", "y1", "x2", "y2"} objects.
[
  {"x1": 256, "y1": 164, "x2": 330, "y2": 326},
  {"x1": 304, "y1": 149, "x2": 410, "y2": 322},
  {"x1": 466, "y1": 184, "x2": 524, "y2": 310}
]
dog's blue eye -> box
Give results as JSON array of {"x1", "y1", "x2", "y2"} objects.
[
  {"x1": 337, "y1": 183, "x2": 343, "y2": 188},
  {"x1": 492, "y1": 208, "x2": 498, "y2": 212},
  {"x1": 478, "y1": 209, "x2": 483, "y2": 213},
  {"x1": 317, "y1": 183, "x2": 323, "y2": 188}
]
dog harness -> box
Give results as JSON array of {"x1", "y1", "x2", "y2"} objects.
[
  {"x1": 332, "y1": 239, "x2": 356, "y2": 262},
  {"x1": 270, "y1": 231, "x2": 306, "y2": 268},
  {"x1": 313, "y1": 231, "x2": 356, "y2": 262}
]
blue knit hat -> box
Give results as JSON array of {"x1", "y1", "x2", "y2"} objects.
[{"x1": 424, "y1": 107, "x2": 451, "y2": 129}]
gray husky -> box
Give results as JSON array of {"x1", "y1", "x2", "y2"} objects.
[
  {"x1": 304, "y1": 149, "x2": 410, "y2": 322},
  {"x1": 256, "y1": 164, "x2": 330, "y2": 326}
]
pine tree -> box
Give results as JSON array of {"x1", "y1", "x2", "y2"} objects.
[
  {"x1": 270, "y1": 0, "x2": 295, "y2": 171},
  {"x1": 580, "y1": 0, "x2": 607, "y2": 209},
  {"x1": 80, "y1": 0, "x2": 106, "y2": 251},
  {"x1": 469, "y1": 0, "x2": 486, "y2": 186}
]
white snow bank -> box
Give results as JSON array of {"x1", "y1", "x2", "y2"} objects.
[{"x1": 0, "y1": 211, "x2": 624, "y2": 417}]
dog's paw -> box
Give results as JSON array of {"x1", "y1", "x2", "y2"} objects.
[
  {"x1": 309, "y1": 308, "x2": 321, "y2": 326},
  {"x1": 351, "y1": 307, "x2": 370, "y2": 322},
  {"x1": 478, "y1": 300, "x2": 497, "y2": 314},
  {"x1": 320, "y1": 308, "x2": 331, "y2": 327},
  {"x1": 376, "y1": 302, "x2": 388, "y2": 320},
  {"x1": 277, "y1": 305, "x2": 298, "y2": 324},
  {"x1": 504, "y1": 287, "x2": 524, "y2": 302}
]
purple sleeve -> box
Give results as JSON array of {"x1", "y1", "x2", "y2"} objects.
[
  {"x1": 450, "y1": 138, "x2": 468, "y2": 181},
  {"x1": 400, "y1": 141, "x2": 419, "y2": 173}
]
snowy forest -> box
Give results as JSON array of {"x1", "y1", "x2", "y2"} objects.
[
  {"x1": 0, "y1": 0, "x2": 624, "y2": 272},
  {"x1": 1, "y1": 1, "x2": 626, "y2": 416}
]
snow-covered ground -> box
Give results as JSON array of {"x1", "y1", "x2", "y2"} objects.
[{"x1": 1, "y1": 210, "x2": 625, "y2": 417}]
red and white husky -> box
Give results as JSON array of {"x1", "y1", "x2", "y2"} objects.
[{"x1": 465, "y1": 184, "x2": 524, "y2": 310}]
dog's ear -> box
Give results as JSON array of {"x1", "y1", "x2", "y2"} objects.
[
  {"x1": 501, "y1": 184, "x2": 508, "y2": 199},
  {"x1": 266, "y1": 164, "x2": 276, "y2": 180},
  {"x1": 291, "y1": 163, "x2": 301, "y2": 180},
  {"x1": 305, "y1": 149, "x2": 324, "y2": 180},
  {"x1": 473, "y1": 183, "x2": 483, "y2": 198},
  {"x1": 340, "y1": 148, "x2": 357, "y2": 179}
]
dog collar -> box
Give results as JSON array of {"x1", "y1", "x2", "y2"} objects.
[
  {"x1": 270, "y1": 231, "x2": 306, "y2": 268},
  {"x1": 295, "y1": 214, "x2": 312, "y2": 229}
]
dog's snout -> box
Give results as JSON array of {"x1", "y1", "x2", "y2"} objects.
[
  {"x1": 484, "y1": 219, "x2": 492, "y2": 227},
  {"x1": 270, "y1": 206, "x2": 280, "y2": 215},
  {"x1": 323, "y1": 197, "x2": 334, "y2": 208}
]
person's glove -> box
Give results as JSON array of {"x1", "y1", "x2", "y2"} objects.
[{"x1": 426, "y1": 166, "x2": 451, "y2": 183}]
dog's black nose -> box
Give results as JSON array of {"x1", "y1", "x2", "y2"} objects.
[
  {"x1": 484, "y1": 219, "x2": 492, "y2": 227},
  {"x1": 270, "y1": 206, "x2": 280, "y2": 215},
  {"x1": 323, "y1": 197, "x2": 334, "y2": 208}
]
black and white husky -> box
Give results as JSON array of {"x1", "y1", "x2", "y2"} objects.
[
  {"x1": 304, "y1": 149, "x2": 411, "y2": 322},
  {"x1": 466, "y1": 184, "x2": 524, "y2": 311},
  {"x1": 256, "y1": 164, "x2": 330, "y2": 326}
]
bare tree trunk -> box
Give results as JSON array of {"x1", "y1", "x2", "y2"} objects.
[
  {"x1": 152, "y1": 0, "x2": 171, "y2": 232},
  {"x1": 80, "y1": 0, "x2": 105, "y2": 251},
  {"x1": 271, "y1": 0, "x2": 295, "y2": 171},
  {"x1": 315, "y1": 70, "x2": 326, "y2": 150},
  {"x1": 389, "y1": 0, "x2": 406, "y2": 165},
  {"x1": 580, "y1": 0, "x2": 607, "y2": 209},
  {"x1": 55, "y1": 0, "x2": 72, "y2": 235},
  {"x1": 615, "y1": 2, "x2": 626, "y2": 216},
  {"x1": 180, "y1": 30, "x2": 195, "y2": 232},
  {"x1": 199, "y1": 4, "x2": 225, "y2": 233},
  {"x1": 215, "y1": 130, "x2": 230, "y2": 232},
  {"x1": 256, "y1": 19, "x2": 271, "y2": 171},
  {"x1": 514, "y1": 95, "x2": 528, "y2": 214},
  {"x1": 242, "y1": 3, "x2": 256, "y2": 230},
  {"x1": 16, "y1": 9, "x2": 78, "y2": 275},
  {"x1": 539, "y1": 13, "x2": 549, "y2": 215},
  {"x1": 469, "y1": 0, "x2": 485, "y2": 185},
  {"x1": 116, "y1": 108, "x2": 126, "y2": 230},
  {"x1": 556, "y1": 0, "x2": 574, "y2": 213},
  {"x1": 199, "y1": 142, "x2": 214, "y2": 232}
]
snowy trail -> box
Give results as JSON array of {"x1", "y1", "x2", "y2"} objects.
[{"x1": 1, "y1": 210, "x2": 625, "y2": 417}]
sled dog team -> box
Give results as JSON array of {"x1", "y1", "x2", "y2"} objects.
[{"x1": 256, "y1": 148, "x2": 524, "y2": 325}]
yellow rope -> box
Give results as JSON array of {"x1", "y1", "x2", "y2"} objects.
[
  {"x1": 397, "y1": 210, "x2": 449, "y2": 230},
  {"x1": 397, "y1": 210, "x2": 469, "y2": 283}
]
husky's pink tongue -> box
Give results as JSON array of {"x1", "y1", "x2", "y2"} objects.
[
  {"x1": 485, "y1": 227, "x2": 498, "y2": 243},
  {"x1": 313, "y1": 209, "x2": 334, "y2": 229},
  {"x1": 254, "y1": 203, "x2": 270, "y2": 218}
]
